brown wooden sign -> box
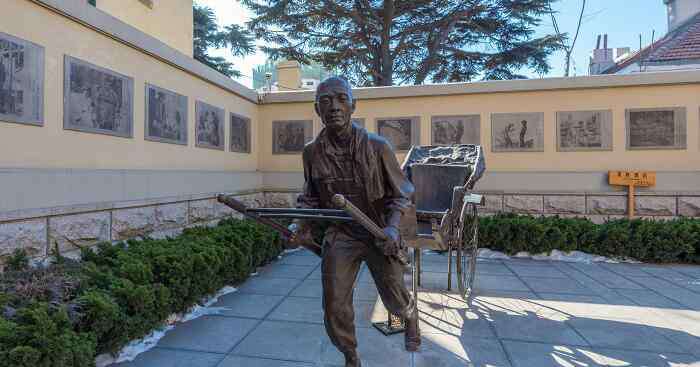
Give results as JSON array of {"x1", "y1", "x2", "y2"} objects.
[
  {"x1": 608, "y1": 171, "x2": 656, "y2": 217},
  {"x1": 609, "y1": 171, "x2": 656, "y2": 187}
]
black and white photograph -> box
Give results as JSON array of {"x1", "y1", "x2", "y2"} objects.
[
  {"x1": 491, "y1": 112, "x2": 544, "y2": 152},
  {"x1": 230, "y1": 113, "x2": 251, "y2": 153},
  {"x1": 64, "y1": 56, "x2": 133, "y2": 137},
  {"x1": 626, "y1": 107, "x2": 687, "y2": 150},
  {"x1": 557, "y1": 110, "x2": 612, "y2": 151},
  {"x1": 351, "y1": 118, "x2": 365, "y2": 128},
  {"x1": 273, "y1": 120, "x2": 313, "y2": 154},
  {"x1": 0, "y1": 32, "x2": 44, "y2": 126},
  {"x1": 376, "y1": 117, "x2": 419, "y2": 151},
  {"x1": 145, "y1": 83, "x2": 187, "y2": 145},
  {"x1": 195, "y1": 100, "x2": 225, "y2": 150},
  {"x1": 431, "y1": 115, "x2": 480, "y2": 145}
]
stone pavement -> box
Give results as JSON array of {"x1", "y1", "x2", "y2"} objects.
[{"x1": 115, "y1": 249, "x2": 700, "y2": 367}]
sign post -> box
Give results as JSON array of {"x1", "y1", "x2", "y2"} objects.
[{"x1": 608, "y1": 171, "x2": 656, "y2": 218}]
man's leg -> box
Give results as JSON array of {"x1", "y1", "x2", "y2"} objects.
[
  {"x1": 322, "y1": 230, "x2": 365, "y2": 366},
  {"x1": 365, "y1": 247, "x2": 420, "y2": 351}
]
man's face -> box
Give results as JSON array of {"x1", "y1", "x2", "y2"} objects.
[{"x1": 315, "y1": 80, "x2": 355, "y2": 133}]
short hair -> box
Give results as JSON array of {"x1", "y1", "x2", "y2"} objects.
[{"x1": 315, "y1": 76, "x2": 354, "y2": 102}]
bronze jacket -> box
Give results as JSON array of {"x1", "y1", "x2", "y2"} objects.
[{"x1": 297, "y1": 124, "x2": 414, "y2": 241}]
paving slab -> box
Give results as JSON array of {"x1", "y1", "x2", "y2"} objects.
[
  {"x1": 267, "y1": 296, "x2": 380, "y2": 329},
  {"x1": 211, "y1": 293, "x2": 285, "y2": 319},
  {"x1": 238, "y1": 276, "x2": 303, "y2": 296},
  {"x1": 415, "y1": 335, "x2": 512, "y2": 367},
  {"x1": 114, "y1": 348, "x2": 224, "y2": 367},
  {"x1": 157, "y1": 316, "x2": 259, "y2": 353},
  {"x1": 232, "y1": 321, "x2": 329, "y2": 363},
  {"x1": 320, "y1": 327, "x2": 412, "y2": 367},
  {"x1": 628, "y1": 276, "x2": 700, "y2": 310},
  {"x1": 475, "y1": 275, "x2": 530, "y2": 292},
  {"x1": 416, "y1": 291, "x2": 496, "y2": 337},
  {"x1": 567, "y1": 264, "x2": 646, "y2": 290},
  {"x1": 613, "y1": 288, "x2": 684, "y2": 309},
  {"x1": 218, "y1": 356, "x2": 314, "y2": 367},
  {"x1": 521, "y1": 276, "x2": 597, "y2": 295},
  {"x1": 277, "y1": 253, "x2": 322, "y2": 266},
  {"x1": 503, "y1": 341, "x2": 604, "y2": 367},
  {"x1": 505, "y1": 264, "x2": 570, "y2": 278},
  {"x1": 475, "y1": 296, "x2": 589, "y2": 346},
  {"x1": 257, "y1": 264, "x2": 317, "y2": 279},
  {"x1": 567, "y1": 316, "x2": 686, "y2": 353},
  {"x1": 289, "y1": 277, "x2": 323, "y2": 298}
]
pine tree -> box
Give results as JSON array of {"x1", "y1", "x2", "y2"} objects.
[
  {"x1": 242, "y1": 0, "x2": 564, "y2": 86},
  {"x1": 193, "y1": 4, "x2": 255, "y2": 78}
]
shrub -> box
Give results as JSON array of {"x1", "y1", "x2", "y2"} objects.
[
  {"x1": 1, "y1": 218, "x2": 284, "y2": 363},
  {"x1": 478, "y1": 213, "x2": 698, "y2": 264}
]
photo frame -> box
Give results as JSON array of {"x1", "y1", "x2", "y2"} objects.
[
  {"x1": 376, "y1": 117, "x2": 420, "y2": 151},
  {"x1": 625, "y1": 107, "x2": 686, "y2": 150},
  {"x1": 0, "y1": 32, "x2": 44, "y2": 126},
  {"x1": 556, "y1": 110, "x2": 613, "y2": 151},
  {"x1": 491, "y1": 112, "x2": 544, "y2": 152},
  {"x1": 431, "y1": 115, "x2": 480, "y2": 145},
  {"x1": 230, "y1": 112, "x2": 251, "y2": 153},
  {"x1": 145, "y1": 83, "x2": 188, "y2": 145},
  {"x1": 63, "y1": 56, "x2": 133, "y2": 137},
  {"x1": 272, "y1": 120, "x2": 313, "y2": 154},
  {"x1": 195, "y1": 100, "x2": 225, "y2": 150}
]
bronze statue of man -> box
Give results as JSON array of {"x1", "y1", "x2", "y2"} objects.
[{"x1": 289, "y1": 76, "x2": 420, "y2": 367}]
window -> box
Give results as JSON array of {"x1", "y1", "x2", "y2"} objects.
[{"x1": 88, "y1": 0, "x2": 96, "y2": 5}]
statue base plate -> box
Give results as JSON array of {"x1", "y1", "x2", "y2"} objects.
[{"x1": 372, "y1": 313, "x2": 406, "y2": 336}]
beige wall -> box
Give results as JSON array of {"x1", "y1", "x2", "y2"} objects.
[
  {"x1": 1, "y1": 0, "x2": 256, "y2": 172},
  {"x1": 259, "y1": 84, "x2": 700, "y2": 173},
  {"x1": 97, "y1": 0, "x2": 194, "y2": 56}
]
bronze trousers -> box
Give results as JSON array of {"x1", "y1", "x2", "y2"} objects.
[{"x1": 321, "y1": 228, "x2": 414, "y2": 354}]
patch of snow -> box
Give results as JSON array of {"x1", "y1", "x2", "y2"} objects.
[
  {"x1": 477, "y1": 248, "x2": 510, "y2": 260},
  {"x1": 95, "y1": 286, "x2": 238, "y2": 366},
  {"x1": 474, "y1": 248, "x2": 640, "y2": 264}
]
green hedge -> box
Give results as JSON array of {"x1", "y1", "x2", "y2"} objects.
[
  {"x1": 480, "y1": 213, "x2": 700, "y2": 264},
  {"x1": 0, "y1": 218, "x2": 282, "y2": 367}
]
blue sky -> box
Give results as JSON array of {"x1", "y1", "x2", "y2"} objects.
[
  {"x1": 536, "y1": 0, "x2": 668, "y2": 78},
  {"x1": 199, "y1": 0, "x2": 669, "y2": 86}
]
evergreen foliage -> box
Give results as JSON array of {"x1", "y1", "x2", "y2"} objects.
[
  {"x1": 0, "y1": 219, "x2": 283, "y2": 366},
  {"x1": 480, "y1": 214, "x2": 700, "y2": 263},
  {"x1": 193, "y1": 4, "x2": 255, "y2": 77},
  {"x1": 242, "y1": 0, "x2": 564, "y2": 86}
]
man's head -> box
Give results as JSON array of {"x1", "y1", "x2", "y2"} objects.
[{"x1": 315, "y1": 76, "x2": 356, "y2": 134}]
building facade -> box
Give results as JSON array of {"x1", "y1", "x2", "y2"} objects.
[{"x1": 2, "y1": 0, "x2": 700, "y2": 263}]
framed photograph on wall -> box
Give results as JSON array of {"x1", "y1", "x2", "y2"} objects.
[
  {"x1": 64, "y1": 56, "x2": 133, "y2": 137},
  {"x1": 272, "y1": 120, "x2": 313, "y2": 154},
  {"x1": 491, "y1": 112, "x2": 544, "y2": 152},
  {"x1": 230, "y1": 112, "x2": 251, "y2": 153},
  {"x1": 376, "y1": 117, "x2": 420, "y2": 151},
  {"x1": 0, "y1": 32, "x2": 44, "y2": 126},
  {"x1": 431, "y1": 115, "x2": 480, "y2": 145},
  {"x1": 556, "y1": 110, "x2": 613, "y2": 151},
  {"x1": 195, "y1": 100, "x2": 225, "y2": 150},
  {"x1": 145, "y1": 83, "x2": 187, "y2": 145},
  {"x1": 625, "y1": 107, "x2": 686, "y2": 150}
]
